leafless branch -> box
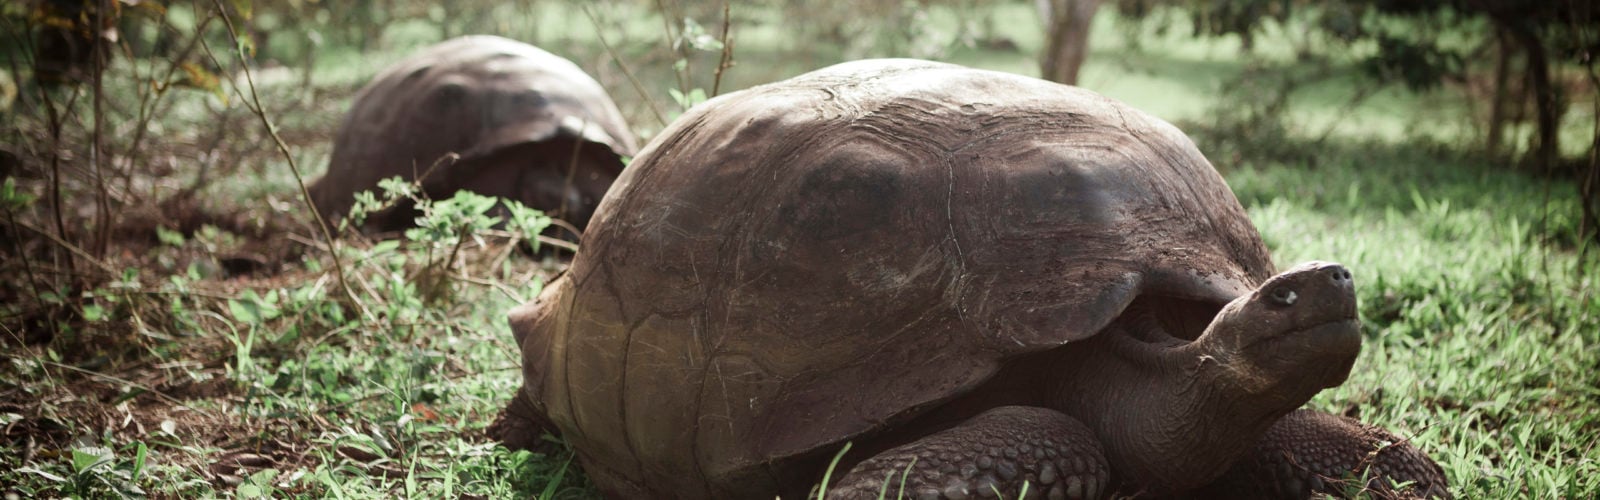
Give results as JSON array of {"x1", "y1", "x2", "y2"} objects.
[
  {"x1": 583, "y1": 5, "x2": 669, "y2": 127},
  {"x1": 205, "y1": 0, "x2": 370, "y2": 323}
]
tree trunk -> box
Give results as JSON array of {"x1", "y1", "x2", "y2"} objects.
[
  {"x1": 1487, "y1": 29, "x2": 1513, "y2": 158},
  {"x1": 1507, "y1": 24, "x2": 1560, "y2": 170},
  {"x1": 1039, "y1": 0, "x2": 1103, "y2": 85}
]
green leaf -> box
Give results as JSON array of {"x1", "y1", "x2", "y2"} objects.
[
  {"x1": 129, "y1": 441, "x2": 149, "y2": 481},
  {"x1": 156, "y1": 226, "x2": 185, "y2": 246},
  {"x1": 669, "y1": 88, "x2": 687, "y2": 108},
  {"x1": 18, "y1": 467, "x2": 68, "y2": 483},
  {"x1": 538, "y1": 454, "x2": 573, "y2": 500},
  {"x1": 368, "y1": 240, "x2": 402, "y2": 256},
  {"x1": 228, "y1": 298, "x2": 262, "y2": 324},
  {"x1": 2, "y1": 177, "x2": 36, "y2": 209},
  {"x1": 227, "y1": 290, "x2": 281, "y2": 324},
  {"x1": 71, "y1": 447, "x2": 114, "y2": 475},
  {"x1": 82, "y1": 304, "x2": 106, "y2": 322},
  {"x1": 230, "y1": 0, "x2": 254, "y2": 21}
]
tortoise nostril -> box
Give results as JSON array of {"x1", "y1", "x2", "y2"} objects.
[{"x1": 1320, "y1": 264, "x2": 1353, "y2": 284}]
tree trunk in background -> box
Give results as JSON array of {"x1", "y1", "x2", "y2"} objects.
[
  {"x1": 1487, "y1": 29, "x2": 1512, "y2": 158},
  {"x1": 1506, "y1": 24, "x2": 1560, "y2": 171},
  {"x1": 1039, "y1": 0, "x2": 1103, "y2": 85}
]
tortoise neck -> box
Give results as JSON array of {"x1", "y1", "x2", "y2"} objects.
[{"x1": 1055, "y1": 334, "x2": 1283, "y2": 494}]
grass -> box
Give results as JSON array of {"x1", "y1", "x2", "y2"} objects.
[{"x1": 2, "y1": 1, "x2": 1598, "y2": 498}]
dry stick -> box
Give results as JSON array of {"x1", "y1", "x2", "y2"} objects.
[
  {"x1": 583, "y1": 5, "x2": 669, "y2": 127},
  {"x1": 13, "y1": 218, "x2": 119, "y2": 276},
  {"x1": 3, "y1": 207, "x2": 58, "y2": 334},
  {"x1": 39, "y1": 360, "x2": 217, "y2": 418},
  {"x1": 91, "y1": 0, "x2": 110, "y2": 258},
  {"x1": 544, "y1": 219, "x2": 583, "y2": 246},
  {"x1": 556, "y1": 121, "x2": 589, "y2": 248},
  {"x1": 480, "y1": 228, "x2": 582, "y2": 254},
  {"x1": 712, "y1": 1, "x2": 734, "y2": 97},
  {"x1": 39, "y1": 86, "x2": 79, "y2": 283},
  {"x1": 458, "y1": 275, "x2": 526, "y2": 304},
  {"x1": 205, "y1": 0, "x2": 369, "y2": 322}
]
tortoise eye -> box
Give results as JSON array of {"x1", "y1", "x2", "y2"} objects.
[{"x1": 1268, "y1": 288, "x2": 1298, "y2": 307}]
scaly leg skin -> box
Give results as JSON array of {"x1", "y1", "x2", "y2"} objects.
[
  {"x1": 830, "y1": 406, "x2": 1110, "y2": 500},
  {"x1": 1199, "y1": 409, "x2": 1451, "y2": 499},
  {"x1": 486, "y1": 384, "x2": 562, "y2": 455}
]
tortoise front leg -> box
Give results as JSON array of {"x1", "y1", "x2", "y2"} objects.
[
  {"x1": 487, "y1": 383, "x2": 563, "y2": 455},
  {"x1": 830, "y1": 406, "x2": 1111, "y2": 500},
  {"x1": 1199, "y1": 409, "x2": 1450, "y2": 499}
]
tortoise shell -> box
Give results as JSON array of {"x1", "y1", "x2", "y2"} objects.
[
  {"x1": 311, "y1": 35, "x2": 637, "y2": 232},
  {"x1": 511, "y1": 59, "x2": 1273, "y2": 498}
]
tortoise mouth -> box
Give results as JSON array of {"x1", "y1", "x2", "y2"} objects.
[
  {"x1": 1286, "y1": 317, "x2": 1359, "y2": 339},
  {"x1": 1248, "y1": 317, "x2": 1362, "y2": 389},
  {"x1": 1248, "y1": 318, "x2": 1361, "y2": 355}
]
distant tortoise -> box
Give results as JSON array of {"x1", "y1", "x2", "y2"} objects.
[
  {"x1": 490, "y1": 59, "x2": 1449, "y2": 499},
  {"x1": 310, "y1": 35, "x2": 637, "y2": 235}
]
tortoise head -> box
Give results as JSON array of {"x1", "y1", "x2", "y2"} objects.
[
  {"x1": 1197, "y1": 261, "x2": 1362, "y2": 401},
  {"x1": 1072, "y1": 261, "x2": 1361, "y2": 493}
]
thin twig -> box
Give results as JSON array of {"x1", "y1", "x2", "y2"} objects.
[
  {"x1": 543, "y1": 219, "x2": 583, "y2": 246},
  {"x1": 420, "y1": 224, "x2": 474, "y2": 302},
  {"x1": 557, "y1": 122, "x2": 588, "y2": 230},
  {"x1": 654, "y1": 0, "x2": 689, "y2": 98},
  {"x1": 457, "y1": 275, "x2": 526, "y2": 304},
  {"x1": 478, "y1": 228, "x2": 582, "y2": 254},
  {"x1": 206, "y1": 0, "x2": 369, "y2": 323},
  {"x1": 35, "y1": 360, "x2": 218, "y2": 419},
  {"x1": 582, "y1": 5, "x2": 669, "y2": 127},
  {"x1": 39, "y1": 86, "x2": 78, "y2": 282},
  {"x1": 91, "y1": 0, "x2": 111, "y2": 259},
  {"x1": 12, "y1": 216, "x2": 118, "y2": 276},
  {"x1": 122, "y1": 12, "x2": 219, "y2": 194},
  {"x1": 3, "y1": 206, "x2": 57, "y2": 334},
  {"x1": 285, "y1": 232, "x2": 330, "y2": 252},
  {"x1": 361, "y1": 153, "x2": 459, "y2": 231},
  {"x1": 712, "y1": 1, "x2": 735, "y2": 97}
]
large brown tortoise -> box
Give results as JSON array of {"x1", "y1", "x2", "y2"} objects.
[
  {"x1": 490, "y1": 59, "x2": 1450, "y2": 499},
  {"x1": 309, "y1": 35, "x2": 637, "y2": 234}
]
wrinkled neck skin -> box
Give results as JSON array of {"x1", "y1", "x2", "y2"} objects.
[{"x1": 1050, "y1": 326, "x2": 1301, "y2": 495}]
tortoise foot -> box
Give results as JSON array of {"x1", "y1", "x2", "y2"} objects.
[
  {"x1": 488, "y1": 384, "x2": 561, "y2": 455},
  {"x1": 830, "y1": 406, "x2": 1110, "y2": 500},
  {"x1": 1200, "y1": 409, "x2": 1451, "y2": 499}
]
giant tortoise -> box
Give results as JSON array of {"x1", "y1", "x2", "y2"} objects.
[
  {"x1": 491, "y1": 59, "x2": 1448, "y2": 499},
  {"x1": 309, "y1": 35, "x2": 637, "y2": 234}
]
